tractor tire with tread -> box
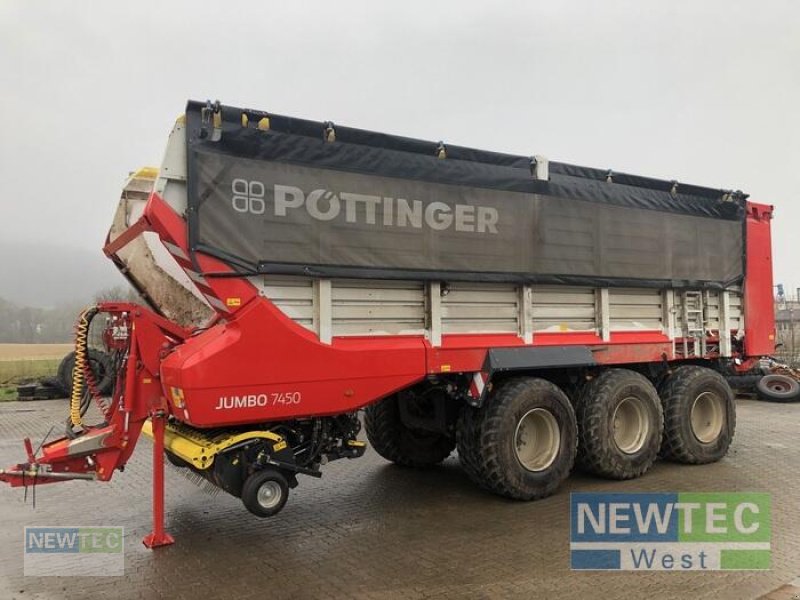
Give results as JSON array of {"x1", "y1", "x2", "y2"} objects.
[
  {"x1": 241, "y1": 468, "x2": 289, "y2": 518},
  {"x1": 57, "y1": 349, "x2": 115, "y2": 397},
  {"x1": 364, "y1": 394, "x2": 455, "y2": 467},
  {"x1": 576, "y1": 369, "x2": 664, "y2": 480},
  {"x1": 456, "y1": 377, "x2": 577, "y2": 500},
  {"x1": 659, "y1": 366, "x2": 735, "y2": 464}
]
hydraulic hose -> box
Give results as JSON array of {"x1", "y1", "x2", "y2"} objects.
[{"x1": 69, "y1": 307, "x2": 98, "y2": 429}]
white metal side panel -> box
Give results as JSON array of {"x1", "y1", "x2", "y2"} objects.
[
  {"x1": 256, "y1": 275, "x2": 314, "y2": 330},
  {"x1": 314, "y1": 279, "x2": 332, "y2": 343},
  {"x1": 671, "y1": 289, "x2": 742, "y2": 336},
  {"x1": 519, "y1": 285, "x2": 533, "y2": 343},
  {"x1": 704, "y1": 291, "x2": 721, "y2": 331},
  {"x1": 531, "y1": 286, "x2": 596, "y2": 332},
  {"x1": 674, "y1": 293, "x2": 685, "y2": 334},
  {"x1": 331, "y1": 280, "x2": 425, "y2": 336},
  {"x1": 427, "y1": 282, "x2": 442, "y2": 346},
  {"x1": 729, "y1": 291, "x2": 743, "y2": 330},
  {"x1": 251, "y1": 272, "x2": 746, "y2": 346},
  {"x1": 609, "y1": 288, "x2": 663, "y2": 331},
  {"x1": 155, "y1": 118, "x2": 189, "y2": 213},
  {"x1": 719, "y1": 291, "x2": 732, "y2": 356},
  {"x1": 596, "y1": 288, "x2": 611, "y2": 341},
  {"x1": 663, "y1": 289, "x2": 676, "y2": 339},
  {"x1": 441, "y1": 283, "x2": 519, "y2": 334}
]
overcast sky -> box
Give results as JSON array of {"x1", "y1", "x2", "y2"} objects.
[{"x1": 1, "y1": 1, "x2": 798, "y2": 294}]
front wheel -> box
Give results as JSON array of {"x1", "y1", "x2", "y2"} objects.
[
  {"x1": 241, "y1": 468, "x2": 289, "y2": 518},
  {"x1": 457, "y1": 377, "x2": 577, "y2": 500},
  {"x1": 365, "y1": 392, "x2": 455, "y2": 467}
]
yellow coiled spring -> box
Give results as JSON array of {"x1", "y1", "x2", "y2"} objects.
[{"x1": 69, "y1": 308, "x2": 93, "y2": 427}]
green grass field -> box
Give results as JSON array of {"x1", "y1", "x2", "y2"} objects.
[{"x1": 0, "y1": 358, "x2": 61, "y2": 383}]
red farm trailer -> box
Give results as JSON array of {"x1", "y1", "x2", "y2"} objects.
[{"x1": 0, "y1": 101, "x2": 775, "y2": 547}]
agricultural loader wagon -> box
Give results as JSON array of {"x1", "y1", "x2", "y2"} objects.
[{"x1": 0, "y1": 100, "x2": 775, "y2": 547}]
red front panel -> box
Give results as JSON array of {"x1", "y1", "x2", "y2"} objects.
[
  {"x1": 162, "y1": 298, "x2": 680, "y2": 427},
  {"x1": 160, "y1": 299, "x2": 428, "y2": 427},
  {"x1": 425, "y1": 331, "x2": 673, "y2": 374},
  {"x1": 743, "y1": 202, "x2": 775, "y2": 357}
]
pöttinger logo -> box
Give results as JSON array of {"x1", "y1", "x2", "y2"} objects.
[
  {"x1": 24, "y1": 526, "x2": 124, "y2": 576},
  {"x1": 570, "y1": 493, "x2": 770, "y2": 571}
]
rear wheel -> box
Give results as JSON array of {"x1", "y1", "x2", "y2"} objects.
[
  {"x1": 576, "y1": 369, "x2": 663, "y2": 479},
  {"x1": 756, "y1": 374, "x2": 800, "y2": 403},
  {"x1": 364, "y1": 392, "x2": 455, "y2": 467},
  {"x1": 659, "y1": 366, "x2": 735, "y2": 464},
  {"x1": 457, "y1": 377, "x2": 577, "y2": 500}
]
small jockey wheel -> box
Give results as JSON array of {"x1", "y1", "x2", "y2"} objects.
[{"x1": 241, "y1": 468, "x2": 289, "y2": 518}]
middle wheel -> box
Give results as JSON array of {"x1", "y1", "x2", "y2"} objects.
[{"x1": 576, "y1": 369, "x2": 664, "y2": 480}]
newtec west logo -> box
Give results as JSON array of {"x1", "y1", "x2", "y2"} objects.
[
  {"x1": 24, "y1": 526, "x2": 124, "y2": 576},
  {"x1": 570, "y1": 493, "x2": 770, "y2": 571}
]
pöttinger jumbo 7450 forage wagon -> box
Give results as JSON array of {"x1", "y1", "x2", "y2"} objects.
[{"x1": 1, "y1": 101, "x2": 775, "y2": 547}]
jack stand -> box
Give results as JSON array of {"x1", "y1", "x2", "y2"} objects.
[{"x1": 143, "y1": 410, "x2": 174, "y2": 548}]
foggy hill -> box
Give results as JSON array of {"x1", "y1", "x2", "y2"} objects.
[{"x1": 0, "y1": 242, "x2": 125, "y2": 308}]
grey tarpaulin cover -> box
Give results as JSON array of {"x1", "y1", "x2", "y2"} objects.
[{"x1": 185, "y1": 101, "x2": 746, "y2": 290}]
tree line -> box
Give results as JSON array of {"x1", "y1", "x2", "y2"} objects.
[{"x1": 0, "y1": 286, "x2": 139, "y2": 343}]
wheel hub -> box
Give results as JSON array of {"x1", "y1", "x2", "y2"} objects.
[
  {"x1": 690, "y1": 391, "x2": 724, "y2": 444},
  {"x1": 256, "y1": 480, "x2": 283, "y2": 509},
  {"x1": 612, "y1": 396, "x2": 649, "y2": 454},
  {"x1": 514, "y1": 408, "x2": 560, "y2": 472}
]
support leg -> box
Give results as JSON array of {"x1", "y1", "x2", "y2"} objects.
[{"x1": 143, "y1": 411, "x2": 174, "y2": 548}]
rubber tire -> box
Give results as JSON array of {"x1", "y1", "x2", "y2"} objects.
[
  {"x1": 58, "y1": 349, "x2": 115, "y2": 396},
  {"x1": 457, "y1": 377, "x2": 577, "y2": 500},
  {"x1": 576, "y1": 369, "x2": 664, "y2": 480},
  {"x1": 40, "y1": 376, "x2": 67, "y2": 395},
  {"x1": 756, "y1": 374, "x2": 800, "y2": 403},
  {"x1": 659, "y1": 366, "x2": 736, "y2": 464},
  {"x1": 241, "y1": 468, "x2": 289, "y2": 518},
  {"x1": 364, "y1": 394, "x2": 455, "y2": 467}
]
